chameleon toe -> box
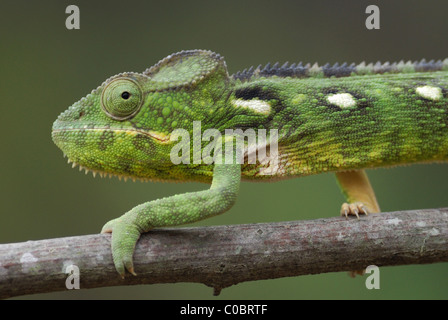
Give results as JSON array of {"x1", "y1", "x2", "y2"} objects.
[{"x1": 340, "y1": 202, "x2": 370, "y2": 219}]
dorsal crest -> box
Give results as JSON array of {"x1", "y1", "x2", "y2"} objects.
[{"x1": 232, "y1": 58, "x2": 448, "y2": 82}]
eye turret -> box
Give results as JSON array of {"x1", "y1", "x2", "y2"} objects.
[{"x1": 101, "y1": 78, "x2": 143, "y2": 120}]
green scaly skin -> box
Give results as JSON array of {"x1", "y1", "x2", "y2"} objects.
[{"x1": 52, "y1": 50, "x2": 448, "y2": 277}]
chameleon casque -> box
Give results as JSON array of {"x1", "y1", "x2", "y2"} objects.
[{"x1": 52, "y1": 50, "x2": 448, "y2": 277}]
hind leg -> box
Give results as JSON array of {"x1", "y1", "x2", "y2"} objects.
[
  {"x1": 336, "y1": 169, "x2": 380, "y2": 218},
  {"x1": 335, "y1": 169, "x2": 380, "y2": 277}
]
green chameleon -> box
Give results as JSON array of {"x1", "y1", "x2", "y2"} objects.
[{"x1": 52, "y1": 50, "x2": 448, "y2": 277}]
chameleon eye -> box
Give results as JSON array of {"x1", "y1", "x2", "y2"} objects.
[
  {"x1": 101, "y1": 78, "x2": 143, "y2": 120},
  {"x1": 121, "y1": 91, "x2": 131, "y2": 100}
]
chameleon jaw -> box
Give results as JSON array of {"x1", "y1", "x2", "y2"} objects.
[
  {"x1": 65, "y1": 155, "x2": 143, "y2": 182},
  {"x1": 52, "y1": 126, "x2": 175, "y2": 183},
  {"x1": 64, "y1": 155, "x2": 175, "y2": 183}
]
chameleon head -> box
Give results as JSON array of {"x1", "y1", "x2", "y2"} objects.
[{"x1": 52, "y1": 50, "x2": 230, "y2": 181}]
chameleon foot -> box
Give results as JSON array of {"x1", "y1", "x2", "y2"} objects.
[
  {"x1": 340, "y1": 202, "x2": 372, "y2": 277},
  {"x1": 101, "y1": 217, "x2": 141, "y2": 278},
  {"x1": 340, "y1": 202, "x2": 369, "y2": 219}
]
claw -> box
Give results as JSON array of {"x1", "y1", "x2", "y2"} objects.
[
  {"x1": 361, "y1": 205, "x2": 369, "y2": 215},
  {"x1": 350, "y1": 204, "x2": 360, "y2": 219},
  {"x1": 340, "y1": 202, "x2": 370, "y2": 219},
  {"x1": 126, "y1": 265, "x2": 137, "y2": 277},
  {"x1": 341, "y1": 203, "x2": 350, "y2": 219}
]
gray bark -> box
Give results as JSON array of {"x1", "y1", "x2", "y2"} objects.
[{"x1": 0, "y1": 208, "x2": 447, "y2": 299}]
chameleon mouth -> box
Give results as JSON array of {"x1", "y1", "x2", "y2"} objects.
[{"x1": 52, "y1": 127, "x2": 171, "y2": 143}]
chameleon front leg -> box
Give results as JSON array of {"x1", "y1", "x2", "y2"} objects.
[
  {"x1": 101, "y1": 160, "x2": 241, "y2": 277},
  {"x1": 335, "y1": 169, "x2": 380, "y2": 218}
]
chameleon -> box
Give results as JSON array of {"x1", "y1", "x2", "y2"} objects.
[{"x1": 52, "y1": 50, "x2": 448, "y2": 277}]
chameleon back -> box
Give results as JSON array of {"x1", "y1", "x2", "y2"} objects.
[{"x1": 233, "y1": 62, "x2": 448, "y2": 180}]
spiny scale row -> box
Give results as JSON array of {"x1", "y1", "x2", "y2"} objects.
[
  {"x1": 232, "y1": 58, "x2": 448, "y2": 81},
  {"x1": 65, "y1": 155, "x2": 149, "y2": 182}
]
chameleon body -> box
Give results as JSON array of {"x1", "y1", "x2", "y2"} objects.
[{"x1": 52, "y1": 50, "x2": 448, "y2": 276}]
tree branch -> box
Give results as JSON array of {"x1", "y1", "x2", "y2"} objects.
[{"x1": 1, "y1": 208, "x2": 447, "y2": 299}]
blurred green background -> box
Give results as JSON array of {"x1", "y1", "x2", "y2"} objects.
[{"x1": 1, "y1": 0, "x2": 447, "y2": 299}]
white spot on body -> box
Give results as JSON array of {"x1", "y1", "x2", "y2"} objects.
[
  {"x1": 233, "y1": 98, "x2": 271, "y2": 115},
  {"x1": 416, "y1": 86, "x2": 442, "y2": 101},
  {"x1": 327, "y1": 93, "x2": 356, "y2": 108}
]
